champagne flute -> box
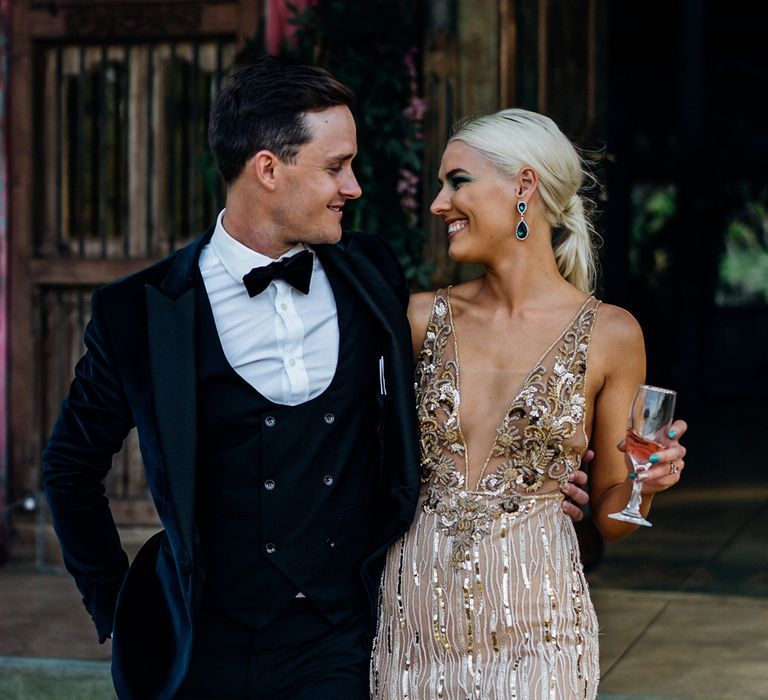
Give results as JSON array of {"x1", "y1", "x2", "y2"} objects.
[{"x1": 608, "y1": 384, "x2": 677, "y2": 527}]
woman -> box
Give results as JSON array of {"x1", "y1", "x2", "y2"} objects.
[{"x1": 370, "y1": 109, "x2": 686, "y2": 699}]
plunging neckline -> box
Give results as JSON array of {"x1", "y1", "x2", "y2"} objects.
[{"x1": 445, "y1": 289, "x2": 593, "y2": 490}]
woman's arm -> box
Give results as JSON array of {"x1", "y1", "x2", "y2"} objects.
[{"x1": 588, "y1": 304, "x2": 657, "y2": 541}]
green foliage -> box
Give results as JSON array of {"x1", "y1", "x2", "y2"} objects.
[
  {"x1": 629, "y1": 183, "x2": 678, "y2": 283},
  {"x1": 717, "y1": 192, "x2": 768, "y2": 306},
  {"x1": 281, "y1": 0, "x2": 430, "y2": 285}
]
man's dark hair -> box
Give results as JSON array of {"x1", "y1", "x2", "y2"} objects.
[{"x1": 208, "y1": 55, "x2": 355, "y2": 185}]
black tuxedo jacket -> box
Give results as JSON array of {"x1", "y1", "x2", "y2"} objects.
[{"x1": 42, "y1": 228, "x2": 421, "y2": 700}]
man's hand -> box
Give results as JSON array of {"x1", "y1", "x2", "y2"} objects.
[
  {"x1": 560, "y1": 449, "x2": 593, "y2": 522},
  {"x1": 618, "y1": 418, "x2": 688, "y2": 494}
]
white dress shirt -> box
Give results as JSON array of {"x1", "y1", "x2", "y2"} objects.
[{"x1": 198, "y1": 210, "x2": 339, "y2": 405}]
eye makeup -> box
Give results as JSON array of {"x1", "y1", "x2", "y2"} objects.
[
  {"x1": 449, "y1": 174, "x2": 475, "y2": 189},
  {"x1": 439, "y1": 168, "x2": 476, "y2": 190}
]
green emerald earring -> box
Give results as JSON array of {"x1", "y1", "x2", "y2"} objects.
[{"x1": 516, "y1": 201, "x2": 529, "y2": 240}]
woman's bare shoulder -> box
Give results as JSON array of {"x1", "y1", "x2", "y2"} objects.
[
  {"x1": 594, "y1": 303, "x2": 644, "y2": 344},
  {"x1": 592, "y1": 302, "x2": 646, "y2": 369}
]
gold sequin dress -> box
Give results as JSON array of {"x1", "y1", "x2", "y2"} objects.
[{"x1": 371, "y1": 290, "x2": 601, "y2": 699}]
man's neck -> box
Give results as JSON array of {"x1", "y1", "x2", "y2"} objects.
[{"x1": 221, "y1": 206, "x2": 293, "y2": 259}]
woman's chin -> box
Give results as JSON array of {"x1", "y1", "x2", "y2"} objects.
[{"x1": 447, "y1": 239, "x2": 477, "y2": 263}]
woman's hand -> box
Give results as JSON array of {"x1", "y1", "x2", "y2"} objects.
[{"x1": 618, "y1": 418, "x2": 688, "y2": 493}]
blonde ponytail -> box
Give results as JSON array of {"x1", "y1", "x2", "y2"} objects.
[{"x1": 553, "y1": 194, "x2": 598, "y2": 293}]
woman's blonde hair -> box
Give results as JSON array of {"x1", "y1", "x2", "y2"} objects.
[{"x1": 450, "y1": 109, "x2": 599, "y2": 293}]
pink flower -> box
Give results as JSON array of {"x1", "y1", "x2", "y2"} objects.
[{"x1": 403, "y1": 97, "x2": 427, "y2": 123}]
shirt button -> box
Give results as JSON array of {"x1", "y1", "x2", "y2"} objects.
[
  {"x1": 264, "y1": 416, "x2": 276, "y2": 428},
  {"x1": 289, "y1": 358, "x2": 296, "y2": 367},
  {"x1": 265, "y1": 543, "x2": 277, "y2": 554},
  {"x1": 264, "y1": 479, "x2": 276, "y2": 491},
  {"x1": 280, "y1": 303, "x2": 288, "y2": 311},
  {"x1": 326, "y1": 538, "x2": 336, "y2": 549},
  {"x1": 323, "y1": 475, "x2": 334, "y2": 487},
  {"x1": 324, "y1": 413, "x2": 335, "y2": 425}
]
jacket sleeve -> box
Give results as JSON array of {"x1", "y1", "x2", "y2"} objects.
[{"x1": 41, "y1": 288, "x2": 134, "y2": 642}]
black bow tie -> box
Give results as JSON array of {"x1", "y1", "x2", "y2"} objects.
[{"x1": 242, "y1": 249, "x2": 314, "y2": 297}]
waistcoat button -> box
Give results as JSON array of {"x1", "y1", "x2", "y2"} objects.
[
  {"x1": 265, "y1": 543, "x2": 277, "y2": 554},
  {"x1": 264, "y1": 479, "x2": 276, "y2": 491},
  {"x1": 323, "y1": 475, "x2": 334, "y2": 487},
  {"x1": 323, "y1": 413, "x2": 335, "y2": 424},
  {"x1": 264, "y1": 416, "x2": 276, "y2": 428}
]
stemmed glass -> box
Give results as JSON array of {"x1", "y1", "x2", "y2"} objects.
[{"x1": 608, "y1": 384, "x2": 677, "y2": 527}]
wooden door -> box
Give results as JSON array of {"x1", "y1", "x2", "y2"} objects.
[{"x1": 8, "y1": 0, "x2": 259, "y2": 536}]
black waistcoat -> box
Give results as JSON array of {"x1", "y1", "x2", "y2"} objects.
[{"x1": 194, "y1": 260, "x2": 382, "y2": 628}]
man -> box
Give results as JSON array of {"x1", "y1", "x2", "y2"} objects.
[
  {"x1": 42, "y1": 56, "x2": 420, "y2": 700},
  {"x1": 42, "y1": 57, "x2": 684, "y2": 699}
]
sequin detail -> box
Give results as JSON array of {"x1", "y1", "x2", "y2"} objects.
[{"x1": 371, "y1": 291, "x2": 601, "y2": 699}]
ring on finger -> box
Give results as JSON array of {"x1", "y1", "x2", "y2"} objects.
[{"x1": 669, "y1": 462, "x2": 680, "y2": 475}]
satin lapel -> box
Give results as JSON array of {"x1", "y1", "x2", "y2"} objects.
[
  {"x1": 314, "y1": 241, "x2": 410, "y2": 342},
  {"x1": 144, "y1": 231, "x2": 210, "y2": 563},
  {"x1": 146, "y1": 287, "x2": 196, "y2": 562}
]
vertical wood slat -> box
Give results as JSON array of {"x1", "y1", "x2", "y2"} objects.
[
  {"x1": 514, "y1": 0, "x2": 540, "y2": 111},
  {"x1": 153, "y1": 42, "x2": 169, "y2": 257},
  {"x1": 537, "y1": 0, "x2": 548, "y2": 114},
  {"x1": 98, "y1": 44, "x2": 108, "y2": 258},
  {"x1": 77, "y1": 46, "x2": 86, "y2": 257},
  {"x1": 123, "y1": 44, "x2": 131, "y2": 258},
  {"x1": 167, "y1": 42, "x2": 177, "y2": 254},
  {"x1": 458, "y1": 0, "x2": 499, "y2": 119},
  {"x1": 147, "y1": 41, "x2": 155, "y2": 255},
  {"x1": 55, "y1": 47, "x2": 63, "y2": 255},
  {"x1": 498, "y1": 0, "x2": 517, "y2": 108},
  {"x1": 41, "y1": 48, "x2": 56, "y2": 258},
  {"x1": 129, "y1": 45, "x2": 148, "y2": 258},
  {"x1": 190, "y1": 42, "x2": 200, "y2": 237}
]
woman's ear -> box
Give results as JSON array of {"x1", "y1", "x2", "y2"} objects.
[{"x1": 516, "y1": 166, "x2": 539, "y2": 198}]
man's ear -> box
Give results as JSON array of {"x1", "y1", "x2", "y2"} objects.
[
  {"x1": 515, "y1": 166, "x2": 539, "y2": 198},
  {"x1": 245, "y1": 150, "x2": 280, "y2": 191}
]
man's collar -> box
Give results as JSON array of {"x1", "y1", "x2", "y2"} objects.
[{"x1": 209, "y1": 209, "x2": 308, "y2": 285}]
